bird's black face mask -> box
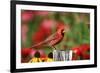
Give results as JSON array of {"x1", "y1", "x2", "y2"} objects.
[{"x1": 61, "y1": 29, "x2": 65, "y2": 36}]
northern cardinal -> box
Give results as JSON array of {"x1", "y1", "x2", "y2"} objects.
[{"x1": 31, "y1": 22, "x2": 69, "y2": 49}]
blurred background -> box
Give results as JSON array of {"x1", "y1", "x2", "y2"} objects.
[{"x1": 21, "y1": 10, "x2": 90, "y2": 63}]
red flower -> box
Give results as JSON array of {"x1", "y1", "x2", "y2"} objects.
[
  {"x1": 82, "y1": 54, "x2": 90, "y2": 59},
  {"x1": 21, "y1": 10, "x2": 34, "y2": 23},
  {"x1": 21, "y1": 48, "x2": 32, "y2": 57},
  {"x1": 40, "y1": 19, "x2": 55, "y2": 36},
  {"x1": 38, "y1": 50, "x2": 46, "y2": 58},
  {"x1": 72, "y1": 46, "x2": 81, "y2": 56},
  {"x1": 30, "y1": 49, "x2": 37, "y2": 57},
  {"x1": 33, "y1": 29, "x2": 45, "y2": 44},
  {"x1": 72, "y1": 44, "x2": 90, "y2": 60},
  {"x1": 80, "y1": 44, "x2": 90, "y2": 52},
  {"x1": 40, "y1": 19, "x2": 55, "y2": 29},
  {"x1": 31, "y1": 50, "x2": 47, "y2": 60},
  {"x1": 79, "y1": 44, "x2": 90, "y2": 59}
]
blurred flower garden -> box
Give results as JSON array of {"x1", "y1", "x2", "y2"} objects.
[{"x1": 21, "y1": 10, "x2": 90, "y2": 63}]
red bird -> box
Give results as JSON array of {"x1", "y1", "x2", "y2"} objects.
[{"x1": 31, "y1": 22, "x2": 69, "y2": 49}]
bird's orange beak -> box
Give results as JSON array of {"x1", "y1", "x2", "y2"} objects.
[{"x1": 63, "y1": 30, "x2": 66, "y2": 33}]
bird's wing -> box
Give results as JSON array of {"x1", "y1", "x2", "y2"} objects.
[
  {"x1": 31, "y1": 40, "x2": 45, "y2": 48},
  {"x1": 44, "y1": 32, "x2": 58, "y2": 42},
  {"x1": 48, "y1": 33, "x2": 62, "y2": 46}
]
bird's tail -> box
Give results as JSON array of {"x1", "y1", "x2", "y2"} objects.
[{"x1": 31, "y1": 40, "x2": 46, "y2": 49}]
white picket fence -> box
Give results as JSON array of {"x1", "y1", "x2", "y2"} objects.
[{"x1": 53, "y1": 49, "x2": 72, "y2": 61}]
